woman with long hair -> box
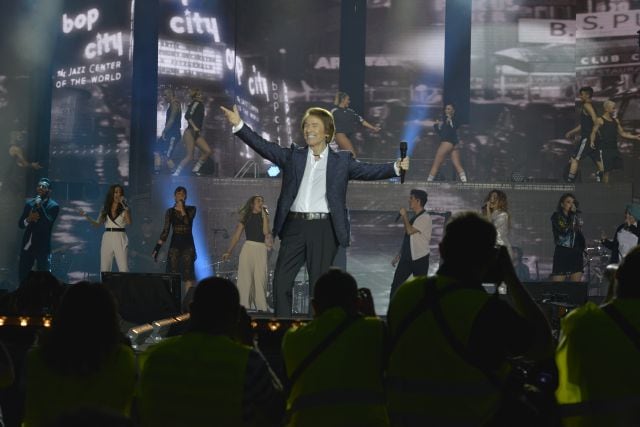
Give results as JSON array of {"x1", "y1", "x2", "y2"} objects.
[
  {"x1": 427, "y1": 103, "x2": 467, "y2": 183},
  {"x1": 550, "y1": 193, "x2": 585, "y2": 282},
  {"x1": 152, "y1": 186, "x2": 197, "y2": 299},
  {"x1": 222, "y1": 195, "x2": 272, "y2": 311},
  {"x1": 330, "y1": 91, "x2": 381, "y2": 158},
  {"x1": 483, "y1": 189, "x2": 512, "y2": 257},
  {"x1": 79, "y1": 184, "x2": 131, "y2": 272},
  {"x1": 24, "y1": 282, "x2": 136, "y2": 426},
  {"x1": 172, "y1": 89, "x2": 212, "y2": 176}
]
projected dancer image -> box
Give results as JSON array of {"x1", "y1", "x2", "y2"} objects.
[
  {"x1": 221, "y1": 104, "x2": 409, "y2": 316},
  {"x1": 564, "y1": 86, "x2": 604, "y2": 183},
  {"x1": 330, "y1": 91, "x2": 381, "y2": 157},
  {"x1": 427, "y1": 103, "x2": 467, "y2": 183},
  {"x1": 152, "y1": 186, "x2": 197, "y2": 299},
  {"x1": 79, "y1": 184, "x2": 132, "y2": 273},
  {"x1": 172, "y1": 89, "x2": 212, "y2": 177},
  {"x1": 550, "y1": 193, "x2": 585, "y2": 283},
  {"x1": 483, "y1": 189, "x2": 512, "y2": 258},
  {"x1": 154, "y1": 88, "x2": 182, "y2": 174},
  {"x1": 222, "y1": 195, "x2": 273, "y2": 312},
  {"x1": 590, "y1": 99, "x2": 640, "y2": 184}
]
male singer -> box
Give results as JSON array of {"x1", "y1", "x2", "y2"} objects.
[
  {"x1": 390, "y1": 189, "x2": 431, "y2": 297},
  {"x1": 221, "y1": 105, "x2": 409, "y2": 316},
  {"x1": 17, "y1": 178, "x2": 59, "y2": 284}
]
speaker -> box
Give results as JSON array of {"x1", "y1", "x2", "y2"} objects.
[
  {"x1": 522, "y1": 281, "x2": 588, "y2": 307},
  {"x1": 102, "y1": 272, "x2": 181, "y2": 324}
]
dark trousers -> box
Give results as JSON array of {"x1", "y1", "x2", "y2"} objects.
[
  {"x1": 272, "y1": 217, "x2": 338, "y2": 316},
  {"x1": 390, "y1": 253, "x2": 429, "y2": 298},
  {"x1": 18, "y1": 249, "x2": 51, "y2": 285}
]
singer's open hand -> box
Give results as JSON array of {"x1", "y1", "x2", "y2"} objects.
[{"x1": 220, "y1": 105, "x2": 241, "y2": 126}]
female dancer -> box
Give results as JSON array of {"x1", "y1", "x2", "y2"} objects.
[
  {"x1": 330, "y1": 91, "x2": 381, "y2": 157},
  {"x1": 79, "y1": 184, "x2": 131, "y2": 272},
  {"x1": 483, "y1": 189, "x2": 512, "y2": 258},
  {"x1": 550, "y1": 193, "x2": 585, "y2": 282},
  {"x1": 172, "y1": 89, "x2": 212, "y2": 176},
  {"x1": 428, "y1": 103, "x2": 467, "y2": 182},
  {"x1": 222, "y1": 195, "x2": 272, "y2": 311},
  {"x1": 152, "y1": 186, "x2": 197, "y2": 299}
]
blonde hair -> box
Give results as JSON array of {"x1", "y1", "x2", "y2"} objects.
[{"x1": 603, "y1": 100, "x2": 616, "y2": 110}]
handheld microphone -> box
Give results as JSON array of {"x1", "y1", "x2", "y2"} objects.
[
  {"x1": 121, "y1": 198, "x2": 128, "y2": 209},
  {"x1": 34, "y1": 195, "x2": 42, "y2": 207},
  {"x1": 395, "y1": 213, "x2": 402, "y2": 222},
  {"x1": 263, "y1": 207, "x2": 270, "y2": 215},
  {"x1": 399, "y1": 141, "x2": 408, "y2": 184}
]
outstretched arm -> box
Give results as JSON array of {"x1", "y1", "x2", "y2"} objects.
[
  {"x1": 362, "y1": 120, "x2": 381, "y2": 132},
  {"x1": 616, "y1": 119, "x2": 640, "y2": 141}
]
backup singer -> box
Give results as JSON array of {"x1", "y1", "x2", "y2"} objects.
[
  {"x1": 221, "y1": 104, "x2": 409, "y2": 316},
  {"x1": 330, "y1": 91, "x2": 381, "y2": 157},
  {"x1": 18, "y1": 178, "x2": 59, "y2": 284},
  {"x1": 222, "y1": 195, "x2": 273, "y2": 311},
  {"x1": 79, "y1": 184, "x2": 131, "y2": 273},
  {"x1": 550, "y1": 193, "x2": 585, "y2": 282},
  {"x1": 483, "y1": 189, "x2": 512, "y2": 258},
  {"x1": 152, "y1": 186, "x2": 197, "y2": 298},
  {"x1": 427, "y1": 103, "x2": 467, "y2": 183}
]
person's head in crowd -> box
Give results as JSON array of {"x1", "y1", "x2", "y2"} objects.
[
  {"x1": 615, "y1": 246, "x2": 640, "y2": 299},
  {"x1": 579, "y1": 86, "x2": 593, "y2": 101},
  {"x1": 312, "y1": 268, "x2": 358, "y2": 317},
  {"x1": 301, "y1": 107, "x2": 336, "y2": 145},
  {"x1": 189, "y1": 277, "x2": 240, "y2": 336},
  {"x1": 410, "y1": 189, "x2": 428, "y2": 209},
  {"x1": 625, "y1": 203, "x2": 640, "y2": 225},
  {"x1": 439, "y1": 212, "x2": 497, "y2": 280},
  {"x1": 40, "y1": 282, "x2": 122, "y2": 376},
  {"x1": 13, "y1": 271, "x2": 64, "y2": 315}
]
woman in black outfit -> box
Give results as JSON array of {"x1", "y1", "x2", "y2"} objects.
[
  {"x1": 330, "y1": 91, "x2": 381, "y2": 158},
  {"x1": 550, "y1": 193, "x2": 585, "y2": 282},
  {"x1": 152, "y1": 186, "x2": 197, "y2": 298},
  {"x1": 173, "y1": 89, "x2": 212, "y2": 176},
  {"x1": 427, "y1": 103, "x2": 467, "y2": 182}
]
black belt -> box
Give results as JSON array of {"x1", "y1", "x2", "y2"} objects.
[
  {"x1": 288, "y1": 212, "x2": 330, "y2": 220},
  {"x1": 105, "y1": 228, "x2": 126, "y2": 232}
]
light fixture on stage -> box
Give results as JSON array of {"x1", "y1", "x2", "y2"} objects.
[
  {"x1": 267, "y1": 165, "x2": 281, "y2": 177},
  {"x1": 127, "y1": 323, "x2": 154, "y2": 350}
]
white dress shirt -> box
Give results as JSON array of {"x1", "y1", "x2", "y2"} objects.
[
  {"x1": 410, "y1": 211, "x2": 432, "y2": 260},
  {"x1": 290, "y1": 145, "x2": 330, "y2": 213}
]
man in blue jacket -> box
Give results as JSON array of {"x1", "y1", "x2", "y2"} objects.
[
  {"x1": 221, "y1": 105, "x2": 409, "y2": 316},
  {"x1": 18, "y1": 178, "x2": 59, "y2": 285}
]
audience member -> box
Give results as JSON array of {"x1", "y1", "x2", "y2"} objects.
[
  {"x1": 281, "y1": 268, "x2": 389, "y2": 427},
  {"x1": 138, "y1": 277, "x2": 284, "y2": 427},
  {"x1": 23, "y1": 282, "x2": 136, "y2": 427},
  {"x1": 0, "y1": 271, "x2": 64, "y2": 316},
  {"x1": 386, "y1": 212, "x2": 553, "y2": 426},
  {"x1": 556, "y1": 245, "x2": 640, "y2": 425}
]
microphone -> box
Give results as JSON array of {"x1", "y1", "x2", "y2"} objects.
[
  {"x1": 399, "y1": 141, "x2": 408, "y2": 184},
  {"x1": 34, "y1": 195, "x2": 42, "y2": 207},
  {"x1": 121, "y1": 198, "x2": 128, "y2": 209},
  {"x1": 395, "y1": 213, "x2": 402, "y2": 223},
  {"x1": 263, "y1": 207, "x2": 270, "y2": 215}
]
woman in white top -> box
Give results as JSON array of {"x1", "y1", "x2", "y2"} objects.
[
  {"x1": 483, "y1": 189, "x2": 512, "y2": 258},
  {"x1": 79, "y1": 184, "x2": 132, "y2": 272}
]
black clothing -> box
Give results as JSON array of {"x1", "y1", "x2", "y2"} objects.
[
  {"x1": 242, "y1": 213, "x2": 265, "y2": 243},
  {"x1": 602, "y1": 223, "x2": 640, "y2": 264},
  {"x1": 18, "y1": 197, "x2": 59, "y2": 284},
  {"x1": 579, "y1": 105, "x2": 594, "y2": 139},
  {"x1": 331, "y1": 107, "x2": 363, "y2": 135},
  {"x1": 434, "y1": 117, "x2": 459, "y2": 145},
  {"x1": 552, "y1": 245, "x2": 584, "y2": 275},
  {"x1": 599, "y1": 116, "x2": 623, "y2": 171},
  {"x1": 159, "y1": 206, "x2": 197, "y2": 281},
  {"x1": 551, "y1": 210, "x2": 584, "y2": 276},
  {"x1": 185, "y1": 101, "x2": 204, "y2": 130},
  {"x1": 165, "y1": 101, "x2": 182, "y2": 135}
]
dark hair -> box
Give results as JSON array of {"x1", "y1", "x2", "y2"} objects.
[
  {"x1": 189, "y1": 277, "x2": 240, "y2": 333},
  {"x1": 410, "y1": 189, "x2": 428, "y2": 207},
  {"x1": 579, "y1": 86, "x2": 594, "y2": 98},
  {"x1": 301, "y1": 107, "x2": 336, "y2": 143},
  {"x1": 616, "y1": 246, "x2": 640, "y2": 298},
  {"x1": 313, "y1": 268, "x2": 358, "y2": 315},
  {"x1": 440, "y1": 212, "x2": 496, "y2": 266},
  {"x1": 40, "y1": 282, "x2": 123, "y2": 376},
  {"x1": 238, "y1": 195, "x2": 263, "y2": 224},
  {"x1": 556, "y1": 193, "x2": 577, "y2": 213},
  {"x1": 100, "y1": 184, "x2": 124, "y2": 223},
  {"x1": 174, "y1": 186, "x2": 187, "y2": 202},
  {"x1": 334, "y1": 91, "x2": 349, "y2": 106},
  {"x1": 37, "y1": 177, "x2": 51, "y2": 189}
]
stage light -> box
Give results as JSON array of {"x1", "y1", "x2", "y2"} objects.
[
  {"x1": 127, "y1": 323, "x2": 154, "y2": 350},
  {"x1": 267, "y1": 321, "x2": 281, "y2": 331},
  {"x1": 19, "y1": 317, "x2": 29, "y2": 327},
  {"x1": 267, "y1": 165, "x2": 281, "y2": 177},
  {"x1": 0, "y1": 317, "x2": 6, "y2": 326},
  {"x1": 43, "y1": 317, "x2": 52, "y2": 328}
]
